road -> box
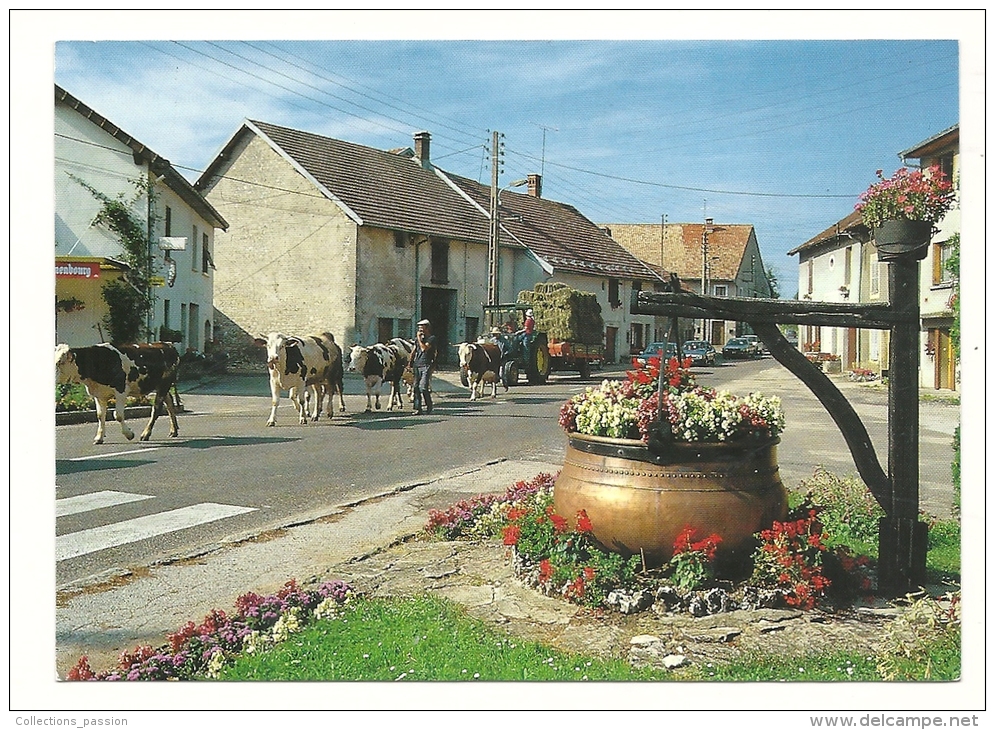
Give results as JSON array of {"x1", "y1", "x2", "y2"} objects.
[{"x1": 55, "y1": 357, "x2": 958, "y2": 590}]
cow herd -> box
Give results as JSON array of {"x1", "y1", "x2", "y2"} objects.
[{"x1": 56, "y1": 330, "x2": 514, "y2": 446}]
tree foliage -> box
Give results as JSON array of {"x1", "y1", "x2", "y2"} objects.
[
  {"x1": 71, "y1": 174, "x2": 158, "y2": 344},
  {"x1": 944, "y1": 232, "x2": 959, "y2": 360}
]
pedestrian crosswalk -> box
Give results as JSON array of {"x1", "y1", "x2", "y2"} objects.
[{"x1": 56, "y1": 489, "x2": 257, "y2": 562}]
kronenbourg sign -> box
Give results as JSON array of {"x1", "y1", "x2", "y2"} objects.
[{"x1": 55, "y1": 262, "x2": 100, "y2": 279}]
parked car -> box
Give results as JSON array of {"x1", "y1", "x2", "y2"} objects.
[
  {"x1": 682, "y1": 340, "x2": 716, "y2": 366},
  {"x1": 722, "y1": 337, "x2": 757, "y2": 359},
  {"x1": 742, "y1": 334, "x2": 764, "y2": 355},
  {"x1": 635, "y1": 341, "x2": 677, "y2": 367}
]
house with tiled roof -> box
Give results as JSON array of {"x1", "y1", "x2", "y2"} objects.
[
  {"x1": 900, "y1": 124, "x2": 959, "y2": 391},
  {"x1": 602, "y1": 220, "x2": 773, "y2": 345},
  {"x1": 788, "y1": 210, "x2": 880, "y2": 373},
  {"x1": 788, "y1": 124, "x2": 960, "y2": 390},
  {"x1": 196, "y1": 121, "x2": 662, "y2": 363},
  {"x1": 55, "y1": 84, "x2": 228, "y2": 348}
]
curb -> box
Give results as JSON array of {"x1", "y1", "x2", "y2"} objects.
[{"x1": 56, "y1": 405, "x2": 188, "y2": 426}]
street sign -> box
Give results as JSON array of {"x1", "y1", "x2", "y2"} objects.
[{"x1": 150, "y1": 276, "x2": 166, "y2": 287}]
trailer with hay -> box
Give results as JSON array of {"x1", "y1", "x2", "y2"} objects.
[{"x1": 517, "y1": 283, "x2": 605, "y2": 379}]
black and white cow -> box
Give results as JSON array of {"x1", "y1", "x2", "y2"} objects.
[
  {"x1": 347, "y1": 339, "x2": 413, "y2": 412},
  {"x1": 255, "y1": 332, "x2": 341, "y2": 426},
  {"x1": 305, "y1": 332, "x2": 347, "y2": 420},
  {"x1": 55, "y1": 342, "x2": 181, "y2": 445},
  {"x1": 457, "y1": 341, "x2": 504, "y2": 400}
]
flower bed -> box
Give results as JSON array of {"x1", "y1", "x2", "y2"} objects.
[
  {"x1": 424, "y1": 471, "x2": 876, "y2": 617},
  {"x1": 66, "y1": 579, "x2": 353, "y2": 681}
]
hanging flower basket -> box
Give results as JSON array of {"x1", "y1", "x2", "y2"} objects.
[
  {"x1": 872, "y1": 219, "x2": 934, "y2": 262},
  {"x1": 855, "y1": 166, "x2": 953, "y2": 262}
]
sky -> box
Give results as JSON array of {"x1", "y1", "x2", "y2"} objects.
[
  {"x1": 43, "y1": 13, "x2": 974, "y2": 295},
  {"x1": 12, "y1": 9, "x2": 986, "y2": 717}
]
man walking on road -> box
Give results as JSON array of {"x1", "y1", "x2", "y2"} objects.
[{"x1": 410, "y1": 319, "x2": 438, "y2": 415}]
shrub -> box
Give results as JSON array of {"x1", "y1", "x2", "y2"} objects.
[
  {"x1": 749, "y1": 501, "x2": 832, "y2": 609},
  {"x1": 667, "y1": 526, "x2": 722, "y2": 592},
  {"x1": 951, "y1": 426, "x2": 961, "y2": 517},
  {"x1": 798, "y1": 467, "x2": 884, "y2": 555},
  {"x1": 876, "y1": 591, "x2": 961, "y2": 680}
]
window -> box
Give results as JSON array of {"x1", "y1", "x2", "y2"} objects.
[
  {"x1": 608, "y1": 279, "x2": 621, "y2": 308},
  {"x1": 807, "y1": 260, "x2": 814, "y2": 295},
  {"x1": 713, "y1": 284, "x2": 728, "y2": 297},
  {"x1": 180, "y1": 303, "x2": 187, "y2": 342},
  {"x1": 844, "y1": 246, "x2": 852, "y2": 285},
  {"x1": 431, "y1": 238, "x2": 449, "y2": 284},
  {"x1": 189, "y1": 303, "x2": 200, "y2": 350},
  {"x1": 202, "y1": 232, "x2": 210, "y2": 273},
  {"x1": 163, "y1": 300, "x2": 171, "y2": 329},
  {"x1": 870, "y1": 253, "x2": 881, "y2": 297},
  {"x1": 933, "y1": 240, "x2": 956, "y2": 286},
  {"x1": 394, "y1": 230, "x2": 408, "y2": 249},
  {"x1": 938, "y1": 153, "x2": 954, "y2": 183},
  {"x1": 191, "y1": 225, "x2": 199, "y2": 271},
  {"x1": 164, "y1": 206, "x2": 172, "y2": 236},
  {"x1": 378, "y1": 318, "x2": 394, "y2": 343}
]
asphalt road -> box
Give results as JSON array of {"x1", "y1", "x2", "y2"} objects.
[
  {"x1": 55, "y1": 358, "x2": 958, "y2": 590},
  {"x1": 54, "y1": 368, "x2": 586, "y2": 589}
]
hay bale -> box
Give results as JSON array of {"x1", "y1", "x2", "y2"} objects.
[{"x1": 517, "y1": 283, "x2": 603, "y2": 344}]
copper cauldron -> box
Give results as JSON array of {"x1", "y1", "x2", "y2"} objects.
[{"x1": 554, "y1": 432, "x2": 788, "y2": 567}]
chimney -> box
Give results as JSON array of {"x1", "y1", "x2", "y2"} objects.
[
  {"x1": 705, "y1": 217, "x2": 714, "y2": 227},
  {"x1": 413, "y1": 131, "x2": 431, "y2": 170},
  {"x1": 527, "y1": 173, "x2": 542, "y2": 198}
]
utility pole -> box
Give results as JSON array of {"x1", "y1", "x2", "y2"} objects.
[
  {"x1": 660, "y1": 214, "x2": 667, "y2": 341},
  {"x1": 487, "y1": 130, "x2": 500, "y2": 306},
  {"x1": 700, "y1": 210, "x2": 708, "y2": 341}
]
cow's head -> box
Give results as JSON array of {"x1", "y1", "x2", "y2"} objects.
[
  {"x1": 255, "y1": 333, "x2": 295, "y2": 369},
  {"x1": 347, "y1": 345, "x2": 368, "y2": 373},
  {"x1": 55, "y1": 343, "x2": 79, "y2": 384},
  {"x1": 457, "y1": 342, "x2": 475, "y2": 369}
]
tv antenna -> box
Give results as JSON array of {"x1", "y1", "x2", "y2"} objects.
[{"x1": 531, "y1": 122, "x2": 559, "y2": 178}]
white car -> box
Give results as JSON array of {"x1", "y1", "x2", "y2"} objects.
[{"x1": 742, "y1": 334, "x2": 764, "y2": 356}]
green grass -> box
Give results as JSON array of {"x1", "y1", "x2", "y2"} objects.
[
  {"x1": 926, "y1": 518, "x2": 961, "y2": 584},
  {"x1": 217, "y1": 594, "x2": 671, "y2": 682},
  {"x1": 677, "y1": 651, "x2": 881, "y2": 682}
]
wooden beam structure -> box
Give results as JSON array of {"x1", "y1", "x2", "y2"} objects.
[{"x1": 631, "y1": 269, "x2": 928, "y2": 595}]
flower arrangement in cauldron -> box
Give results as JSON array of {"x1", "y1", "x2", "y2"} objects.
[
  {"x1": 558, "y1": 354, "x2": 785, "y2": 447},
  {"x1": 855, "y1": 166, "x2": 955, "y2": 228}
]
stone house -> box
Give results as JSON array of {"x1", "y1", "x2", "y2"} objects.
[
  {"x1": 55, "y1": 84, "x2": 228, "y2": 349},
  {"x1": 602, "y1": 220, "x2": 773, "y2": 346},
  {"x1": 195, "y1": 121, "x2": 661, "y2": 363}
]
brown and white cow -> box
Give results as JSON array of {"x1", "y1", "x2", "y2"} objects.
[
  {"x1": 55, "y1": 342, "x2": 181, "y2": 444},
  {"x1": 255, "y1": 332, "x2": 341, "y2": 426},
  {"x1": 457, "y1": 341, "x2": 504, "y2": 400},
  {"x1": 347, "y1": 338, "x2": 413, "y2": 412}
]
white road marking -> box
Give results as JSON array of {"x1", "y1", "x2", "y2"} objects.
[
  {"x1": 56, "y1": 490, "x2": 154, "y2": 517},
  {"x1": 68, "y1": 448, "x2": 161, "y2": 462},
  {"x1": 56, "y1": 503, "x2": 257, "y2": 561}
]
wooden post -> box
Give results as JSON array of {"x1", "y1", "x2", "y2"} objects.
[{"x1": 879, "y1": 256, "x2": 928, "y2": 595}]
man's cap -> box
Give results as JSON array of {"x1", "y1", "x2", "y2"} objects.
[
  {"x1": 526, "y1": 309, "x2": 533, "y2": 316},
  {"x1": 490, "y1": 327, "x2": 502, "y2": 335},
  {"x1": 417, "y1": 319, "x2": 431, "y2": 326}
]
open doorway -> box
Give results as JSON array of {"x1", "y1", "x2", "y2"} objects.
[{"x1": 420, "y1": 287, "x2": 456, "y2": 364}]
